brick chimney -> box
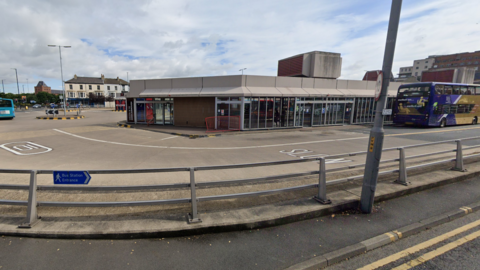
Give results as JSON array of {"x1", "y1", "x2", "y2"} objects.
[
  {"x1": 101, "y1": 74, "x2": 105, "y2": 81},
  {"x1": 74, "y1": 74, "x2": 77, "y2": 79}
]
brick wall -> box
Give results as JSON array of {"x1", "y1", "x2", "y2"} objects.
[
  {"x1": 34, "y1": 86, "x2": 51, "y2": 94},
  {"x1": 174, "y1": 97, "x2": 215, "y2": 127}
]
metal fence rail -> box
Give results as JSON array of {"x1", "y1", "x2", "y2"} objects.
[{"x1": 2, "y1": 136, "x2": 480, "y2": 228}]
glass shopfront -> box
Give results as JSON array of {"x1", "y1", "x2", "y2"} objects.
[
  {"x1": 134, "y1": 98, "x2": 174, "y2": 125},
  {"x1": 215, "y1": 96, "x2": 394, "y2": 130}
]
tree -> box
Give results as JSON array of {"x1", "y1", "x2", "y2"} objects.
[{"x1": 89, "y1": 93, "x2": 105, "y2": 104}]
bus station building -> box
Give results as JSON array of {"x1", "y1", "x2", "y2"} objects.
[{"x1": 126, "y1": 74, "x2": 402, "y2": 130}]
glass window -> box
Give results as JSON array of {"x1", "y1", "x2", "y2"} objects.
[
  {"x1": 230, "y1": 97, "x2": 241, "y2": 101},
  {"x1": 467, "y1": 86, "x2": 475, "y2": 95},
  {"x1": 89, "y1": 85, "x2": 92, "y2": 90},
  {"x1": 217, "y1": 97, "x2": 229, "y2": 101},
  {"x1": 80, "y1": 85, "x2": 83, "y2": 90},
  {"x1": 444, "y1": 85, "x2": 453, "y2": 95},
  {"x1": 452, "y1": 86, "x2": 461, "y2": 95},
  {"x1": 107, "y1": 86, "x2": 110, "y2": 90},
  {"x1": 259, "y1": 98, "x2": 267, "y2": 128},
  {"x1": 69, "y1": 84, "x2": 73, "y2": 89},
  {"x1": 115, "y1": 86, "x2": 118, "y2": 90},
  {"x1": 97, "y1": 85, "x2": 100, "y2": 90},
  {"x1": 460, "y1": 86, "x2": 468, "y2": 95},
  {"x1": 435, "y1": 85, "x2": 444, "y2": 94},
  {"x1": 477, "y1": 87, "x2": 480, "y2": 95},
  {"x1": 250, "y1": 98, "x2": 259, "y2": 129}
]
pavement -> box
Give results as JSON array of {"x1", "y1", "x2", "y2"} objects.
[{"x1": 1, "y1": 155, "x2": 480, "y2": 241}]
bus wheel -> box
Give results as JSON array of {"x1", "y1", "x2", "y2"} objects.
[
  {"x1": 440, "y1": 119, "x2": 446, "y2": 128},
  {"x1": 473, "y1": 117, "x2": 478, "y2": 125}
]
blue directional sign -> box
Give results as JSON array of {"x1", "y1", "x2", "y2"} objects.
[{"x1": 53, "y1": 171, "x2": 91, "y2": 184}]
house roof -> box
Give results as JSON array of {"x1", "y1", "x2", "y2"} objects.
[
  {"x1": 104, "y1": 78, "x2": 129, "y2": 85},
  {"x1": 65, "y1": 77, "x2": 104, "y2": 84}
]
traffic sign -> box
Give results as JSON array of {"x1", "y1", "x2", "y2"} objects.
[
  {"x1": 53, "y1": 171, "x2": 91, "y2": 184},
  {"x1": 374, "y1": 72, "x2": 383, "y2": 101}
]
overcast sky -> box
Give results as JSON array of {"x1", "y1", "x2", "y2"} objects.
[{"x1": 1, "y1": 0, "x2": 479, "y2": 93}]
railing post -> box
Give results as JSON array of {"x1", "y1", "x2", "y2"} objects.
[
  {"x1": 314, "y1": 157, "x2": 331, "y2": 204},
  {"x1": 19, "y1": 170, "x2": 40, "y2": 228},
  {"x1": 395, "y1": 148, "x2": 409, "y2": 186},
  {"x1": 454, "y1": 140, "x2": 466, "y2": 172},
  {"x1": 187, "y1": 167, "x2": 202, "y2": 224}
]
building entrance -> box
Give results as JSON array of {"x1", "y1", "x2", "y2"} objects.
[{"x1": 153, "y1": 103, "x2": 173, "y2": 125}]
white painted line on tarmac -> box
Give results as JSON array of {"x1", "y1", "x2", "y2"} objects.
[
  {"x1": 0, "y1": 142, "x2": 52, "y2": 155},
  {"x1": 160, "y1": 136, "x2": 179, "y2": 141},
  {"x1": 53, "y1": 129, "x2": 368, "y2": 150}
]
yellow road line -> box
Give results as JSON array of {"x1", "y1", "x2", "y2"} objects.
[
  {"x1": 392, "y1": 229, "x2": 480, "y2": 270},
  {"x1": 385, "y1": 126, "x2": 480, "y2": 137},
  {"x1": 357, "y1": 217, "x2": 480, "y2": 270}
]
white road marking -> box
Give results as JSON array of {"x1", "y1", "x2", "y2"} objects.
[
  {"x1": 53, "y1": 129, "x2": 368, "y2": 150},
  {"x1": 0, "y1": 142, "x2": 52, "y2": 155},
  {"x1": 160, "y1": 136, "x2": 179, "y2": 141}
]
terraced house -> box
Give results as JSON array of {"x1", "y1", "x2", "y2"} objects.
[{"x1": 64, "y1": 74, "x2": 129, "y2": 105}]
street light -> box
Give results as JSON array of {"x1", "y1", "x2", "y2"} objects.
[
  {"x1": 11, "y1": 68, "x2": 19, "y2": 94},
  {"x1": 239, "y1": 68, "x2": 247, "y2": 75},
  {"x1": 48, "y1": 45, "x2": 71, "y2": 116}
]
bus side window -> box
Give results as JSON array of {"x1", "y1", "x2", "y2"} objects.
[
  {"x1": 460, "y1": 86, "x2": 468, "y2": 95},
  {"x1": 435, "y1": 85, "x2": 444, "y2": 95},
  {"x1": 452, "y1": 86, "x2": 461, "y2": 95},
  {"x1": 442, "y1": 105, "x2": 450, "y2": 114},
  {"x1": 467, "y1": 86, "x2": 475, "y2": 95},
  {"x1": 476, "y1": 87, "x2": 480, "y2": 95},
  {"x1": 445, "y1": 86, "x2": 453, "y2": 95}
]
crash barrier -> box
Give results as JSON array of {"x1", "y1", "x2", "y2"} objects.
[{"x1": 1, "y1": 136, "x2": 480, "y2": 228}]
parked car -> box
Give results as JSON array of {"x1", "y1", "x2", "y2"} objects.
[{"x1": 32, "y1": 104, "x2": 42, "y2": 108}]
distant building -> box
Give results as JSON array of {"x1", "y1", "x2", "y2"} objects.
[
  {"x1": 362, "y1": 70, "x2": 395, "y2": 82},
  {"x1": 34, "y1": 81, "x2": 51, "y2": 94},
  {"x1": 398, "y1": 51, "x2": 480, "y2": 83},
  {"x1": 278, "y1": 51, "x2": 342, "y2": 79},
  {"x1": 64, "y1": 74, "x2": 129, "y2": 105},
  {"x1": 104, "y1": 77, "x2": 130, "y2": 98},
  {"x1": 398, "y1": 66, "x2": 413, "y2": 80}
]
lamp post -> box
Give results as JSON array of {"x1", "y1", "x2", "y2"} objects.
[
  {"x1": 360, "y1": 0, "x2": 403, "y2": 213},
  {"x1": 26, "y1": 78, "x2": 29, "y2": 93},
  {"x1": 11, "y1": 68, "x2": 19, "y2": 94},
  {"x1": 239, "y1": 68, "x2": 247, "y2": 75},
  {"x1": 48, "y1": 45, "x2": 71, "y2": 116},
  {"x1": 2, "y1": 80, "x2": 4, "y2": 94}
]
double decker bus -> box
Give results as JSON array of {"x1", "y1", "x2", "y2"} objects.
[
  {"x1": 393, "y1": 82, "x2": 480, "y2": 127},
  {"x1": 0, "y1": 98, "x2": 15, "y2": 120}
]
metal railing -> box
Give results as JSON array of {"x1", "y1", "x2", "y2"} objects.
[{"x1": 2, "y1": 136, "x2": 480, "y2": 228}]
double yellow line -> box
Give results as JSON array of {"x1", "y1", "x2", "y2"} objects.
[{"x1": 359, "y1": 208, "x2": 478, "y2": 270}]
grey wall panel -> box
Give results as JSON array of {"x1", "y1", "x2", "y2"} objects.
[
  {"x1": 245, "y1": 75, "x2": 276, "y2": 87},
  {"x1": 347, "y1": 80, "x2": 368, "y2": 90},
  {"x1": 275, "y1": 76, "x2": 303, "y2": 88},
  {"x1": 128, "y1": 80, "x2": 145, "y2": 98},
  {"x1": 315, "y1": 78, "x2": 338, "y2": 89},
  {"x1": 172, "y1": 77, "x2": 203, "y2": 88},
  {"x1": 145, "y1": 79, "x2": 172, "y2": 89},
  {"x1": 302, "y1": 78, "x2": 315, "y2": 89},
  {"x1": 203, "y1": 75, "x2": 244, "y2": 87}
]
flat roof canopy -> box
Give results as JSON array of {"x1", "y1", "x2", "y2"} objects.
[{"x1": 130, "y1": 75, "x2": 403, "y2": 98}]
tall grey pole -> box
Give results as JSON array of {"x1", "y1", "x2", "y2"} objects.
[
  {"x1": 12, "y1": 68, "x2": 20, "y2": 94},
  {"x1": 49, "y1": 45, "x2": 71, "y2": 116},
  {"x1": 360, "y1": 0, "x2": 403, "y2": 213},
  {"x1": 2, "y1": 80, "x2": 4, "y2": 93},
  {"x1": 59, "y1": 46, "x2": 66, "y2": 116}
]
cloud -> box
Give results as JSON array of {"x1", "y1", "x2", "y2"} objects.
[{"x1": 0, "y1": 0, "x2": 479, "y2": 93}]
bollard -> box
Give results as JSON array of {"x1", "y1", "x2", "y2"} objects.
[
  {"x1": 187, "y1": 167, "x2": 202, "y2": 224},
  {"x1": 19, "y1": 170, "x2": 40, "y2": 228},
  {"x1": 394, "y1": 148, "x2": 409, "y2": 186},
  {"x1": 453, "y1": 140, "x2": 466, "y2": 172},
  {"x1": 314, "y1": 157, "x2": 331, "y2": 204}
]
